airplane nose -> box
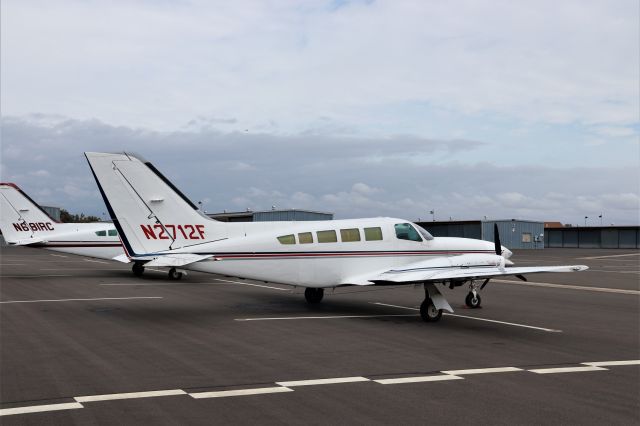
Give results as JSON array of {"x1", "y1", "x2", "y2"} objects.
[{"x1": 502, "y1": 247, "x2": 512, "y2": 259}]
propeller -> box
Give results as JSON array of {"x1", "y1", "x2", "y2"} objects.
[{"x1": 494, "y1": 223, "x2": 501, "y2": 255}]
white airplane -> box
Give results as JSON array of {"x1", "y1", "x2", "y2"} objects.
[
  {"x1": 84, "y1": 152, "x2": 588, "y2": 322},
  {"x1": 0, "y1": 182, "x2": 183, "y2": 279}
]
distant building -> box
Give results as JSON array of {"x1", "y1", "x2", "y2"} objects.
[
  {"x1": 416, "y1": 219, "x2": 545, "y2": 249},
  {"x1": 544, "y1": 226, "x2": 639, "y2": 249},
  {"x1": 544, "y1": 222, "x2": 564, "y2": 229},
  {"x1": 41, "y1": 205, "x2": 61, "y2": 222},
  {"x1": 208, "y1": 209, "x2": 333, "y2": 222}
]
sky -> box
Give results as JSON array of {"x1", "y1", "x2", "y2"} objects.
[{"x1": 1, "y1": 0, "x2": 639, "y2": 225}]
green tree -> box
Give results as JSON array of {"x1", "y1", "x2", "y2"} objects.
[{"x1": 59, "y1": 209, "x2": 102, "y2": 223}]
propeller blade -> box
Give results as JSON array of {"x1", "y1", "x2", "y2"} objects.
[
  {"x1": 515, "y1": 274, "x2": 527, "y2": 282},
  {"x1": 494, "y1": 223, "x2": 501, "y2": 255}
]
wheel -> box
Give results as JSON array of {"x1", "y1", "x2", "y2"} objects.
[
  {"x1": 420, "y1": 299, "x2": 442, "y2": 322},
  {"x1": 304, "y1": 288, "x2": 324, "y2": 304},
  {"x1": 132, "y1": 262, "x2": 145, "y2": 277},
  {"x1": 168, "y1": 267, "x2": 183, "y2": 281},
  {"x1": 465, "y1": 292, "x2": 481, "y2": 308}
]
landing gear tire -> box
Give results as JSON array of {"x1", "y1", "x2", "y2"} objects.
[
  {"x1": 465, "y1": 292, "x2": 481, "y2": 308},
  {"x1": 132, "y1": 262, "x2": 145, "y2": 277},
  {"x1": 420, "y1": 298, "x2": 442, "y2": 322},
  {"x1": 304, "y1": 288, "x2": 324, "y2": 304},
  {"x1": 168, "y1": 267, "x2": 183, "y2": 281}
]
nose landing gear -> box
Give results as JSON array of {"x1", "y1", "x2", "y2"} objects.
[
  {"x1": 465, "y1": 291, "x2": 481, "y2": 308},
  {"x1": 465, "y1": 280, "x2": 485, "y2": 308}
]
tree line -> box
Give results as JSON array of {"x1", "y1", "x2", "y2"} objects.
[{"x1": 59, "y1": 209, "x2": 102, "y2": 223}]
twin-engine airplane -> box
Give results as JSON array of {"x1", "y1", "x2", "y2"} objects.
[
  {"x1": 85, "y1": 152, "x2": 588, "y2": 322},
  {"x1": 0, "y1": 182, "x2": 184, "y2": 279}
]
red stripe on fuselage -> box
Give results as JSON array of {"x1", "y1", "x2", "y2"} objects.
[{"x1": 211, "y1": 250, "x2": 494, "y2": 260}]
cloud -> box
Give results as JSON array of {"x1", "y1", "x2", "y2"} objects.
[
  {"x1": 2, "y1": 115, "x2": 637, "y2": 224},
  {"x1": 1, "y1": 1, "x2": 637, "y2": 134}
]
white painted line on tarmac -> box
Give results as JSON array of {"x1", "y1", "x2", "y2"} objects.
[
  {"x1": 1, "y1": 274, "x2": 76, "y2": 278},
  {"x1": 582, "y1": 360, "x2": 640, "y2": 367},
  {"x1": 375, "y1": 375, "x2": 463, "y2": 385},
  {"x1": 235, "y1": 314, "x2": 417, "y2": 321},
  {"x1": 49, "y1": 254, "x2": 69, "y2": 258},
  {"x1": 190, "y1": 386, "x2": 293, "y2": 399},
  {"x1": 212, "y1": 278, "x2": 289, "y2": 291},
  {"x1": 579, "y1": 253, "x2": 640, "y2": 260},
  {"x1": 100, "y1": 283, "x2": 186, "y2": 286},
  {"x1": 586, "y1": 269, "x2": 640, "y2": 274},
  {"x1": 83, "y1": 259, "x2": 109, "y2": 264},
  {"x1": 0, "y1": 402, "x2": 83, "y2": 416},
  {"x1": 146, "y1": 268, "x2": 169, "y2": 273},
  {"x1": 442, "y1": 367, "x2": 522, "y2": 375},
  {"x1": 0, "y1": 263, "x2": 26, "y2": 266},
  {"x1": 372, "y1": 302, "x2": 562, "y2": 333},
  {"x1": 276, "y1": 377, "x2": 370, "y2": 387},
  {"x1": 529, "y1": 366, "x2": 607, "y2": 374},
  {"x1": 39, "y1": 268, "x2": 123, "y2": 271},
  {"x1": 446, "y1": 313, "x2": 563, "y2": 333},
  {"x1": 0, "y1": 296, "x2": 163, "y2": 304},
  {"x1": 75, "y1": 389, "x2": 186, "y2": 402},
  {"x1": 492, "y1": 279, "x2": 640, "y2": 295}
]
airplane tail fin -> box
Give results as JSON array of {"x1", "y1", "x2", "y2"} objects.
[
  {"x1": 84, "y1": 152, "x2": 227, "y2": 257},
  {"x1": 0, "y1": 183, "x2": 60, "y2": 245}
]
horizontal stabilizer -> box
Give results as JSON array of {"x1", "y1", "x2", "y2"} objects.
[
  {"x1": 112, "y1": 253, "x2": 131, "y2": 263},
  {"x1": 142, "y1": 253, "x2": 213, "y2": 267},
  {"x1": 8, "y1": 237, "x2": 46, "y2": 246}
]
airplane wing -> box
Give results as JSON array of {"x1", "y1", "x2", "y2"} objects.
[{"x1": 368, "y1": 264, "x2": 588, "y2": 284}]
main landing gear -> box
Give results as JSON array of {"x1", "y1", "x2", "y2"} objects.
[
  {"x1": 419, "y1": 283, "x2": 455, "y2": 322},
  {"x1": 168, "y1": 267, "x2": 183, "y2": 281},
  {"x1": 305, "y1": 288, "x2": 324, "y2": 304},
  {"x1": 420, "y1": 284, "x2": 442, "y2": 322},
  {"x1": 132, "y1": 262, "x2": 183, "y2": 281},
  {"x1": 132, "y1": 262, "x2": 145, "y2": 277},
  {"x1": 420, "y1": 298, "x2": 442, "y2": 322}
]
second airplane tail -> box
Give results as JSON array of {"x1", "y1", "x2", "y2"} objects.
[
  {"x1": 0, "y1": 183, "x2": 60, "y2": 245},
  {"x1": 84, "y1": 152, "x2": 227, "y2": 257}
]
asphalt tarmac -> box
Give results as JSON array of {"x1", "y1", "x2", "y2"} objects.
[{"x1": 1, "y1": 246, "x2": 638, "y2": 425}]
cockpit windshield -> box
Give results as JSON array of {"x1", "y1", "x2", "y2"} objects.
[{"x1": 415, "y1": 224, "x2": 434, "y2": 241}]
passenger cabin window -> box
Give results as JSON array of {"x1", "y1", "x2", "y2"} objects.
[
  {"x1": 298, "y1": 232, "x2": 313, "y2": 244},
  {"x1": 364, "y1": 227, "x2": 383, "y2": 241},
  {"x1": 277, "y1": 234, "x2": 296, "y2": 244},
  {"x1": 317, "y1": 230, "x2": 337, "y2": 243},
  {"x1": 340, "y1": 228, "x2": 361, "y2": 242},
  {"x1": 394, "y1": 223, "x2": 422, "y2": 242},
  {"x1": 108, "y1": 229, "x2": 118, "y2": 237},
  {"x1": 95, "y1": 230, "x2": 107, "y2": 236}
]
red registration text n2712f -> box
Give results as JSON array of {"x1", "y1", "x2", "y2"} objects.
[{"x1": 140, "y1": 224, "x2": 205, "y2": 240}]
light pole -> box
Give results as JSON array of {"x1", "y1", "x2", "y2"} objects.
[
  {"x1": 599, "y1": 214, "x2": 603, "y2": 226},
  {"x1": 430, "y1": 210, "x2": 435, "y2": 221},
  {"x1": 584, "y1": 216, "x2": 588, "y2": 227}
]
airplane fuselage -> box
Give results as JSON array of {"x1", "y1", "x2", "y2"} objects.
[{"x1": 139, "y1": 217, "x2": 499, "y2": 287}]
